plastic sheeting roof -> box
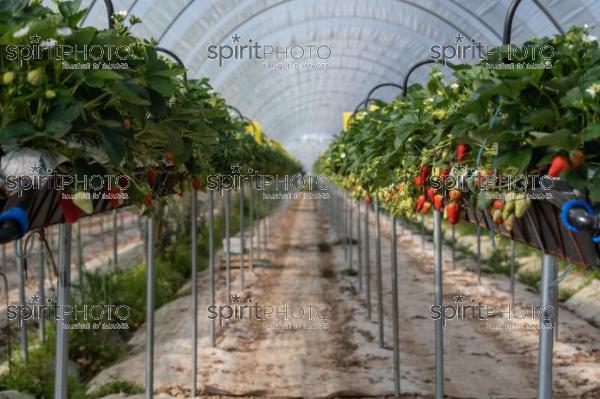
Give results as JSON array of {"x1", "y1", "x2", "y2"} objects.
[{"x1": 46, "y1": 0, "x2": 600, "y2": 167}]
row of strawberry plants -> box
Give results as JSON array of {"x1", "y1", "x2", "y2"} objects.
[
  {"x1": 0, "y1": 0, "x2": 301, "y2": 223},
  {"x1": 316, "y1": 26, "x2": 599, "y2": 232}
]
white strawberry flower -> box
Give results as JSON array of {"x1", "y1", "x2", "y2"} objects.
[
  {"x1": 41, "y1": 38, "x2": 58, "y2": 48},
  {"x1": 56, "y1": 27, "x2": 72, "y2": 37},
  {"x1": 585, "y1": 83, "x2": 600, "y2": 99},
  {"x1": 582, "y1": 34, "x2": 598, "y2": 43}
]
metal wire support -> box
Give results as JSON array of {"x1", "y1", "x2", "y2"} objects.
[
  {"x1": 14, "y1": 240, "x2": 27, "y2": 363},
  {"x1": 112, "y1": 210, "x2": 118, "y2": 268},
  {"x1": 365, "y1": 198, "x2": 372, "y2": 319},
  {"x1": 365, "y1": 82, "x2": 403, "y2": 106},
  {"x1": 537, "y1": 254, "x2": 557, "y2": 399},
  {"x1": 402, "y1": 59, "x2": 454, "y2": 97},
  {"x1": 225, "y1": 189, "x2": 231, "y2": 303},
  {"x1": 145, "y1": 218, "x2": 156, "y2": 399},
  {"x1": 451, "y1": 225, "x2": 456, "y2": 268},
  {"x1": 357, "y1": 199, "x2": 363, "y2": 291},
  {"x1": 421, "y1": 214, "x2": 425, "y2": 250},
  {"x1": 433, "y1": 210, "x2": 444, "y2": 399},
  {"x1": 240, "y1": 184, "x2": 245, "y2": 291},
  {"x1": 208, "y1": 190, "x2": 216, "y2": 347},
  {"x1": 375, "y1": 196, "x2": 384, "y2": 348},
  {"x1": 190, "y1": 191, "x2": 198, "y2": 397},
  {"x1": 348, "y1": 193, "x2": 354, "y2": 270},
  {"x1": 391, "y1": 217, "x2": 401, "y2": 397},
  {"x1": 54, "y1": 223, "x2": 72, "y2": 399}
]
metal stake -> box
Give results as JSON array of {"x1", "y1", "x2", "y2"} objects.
[
  {"x1": 391, "y1": 217, "x2": 401, "y2": 397},
  {"x1": 357, "y1": 200, "x2": 363, "y2": 291},
  {"x1": 421, "y1": 213, "x2": 425, "y2": 250},
  {"x1": 240, "y1": 185, "x2": 245, "y2": 291},
  {"x1": 348, "y1": 194, "x2": 353, "y2": 270},
  {"x1": 433, "y1": 210, "x2": 444, "y2": 399},
  {"x1": 38, "y1": 239, "x2": 45, "y2": 342},
  {"x1": 510, "y1": 240, "x2": 516, "y2": 305},
  {"x1": 112, "y1": 210, "x2": 118, "y2": 267},
  {"x1": 208, "y1": 190, "x2": 216, "y2": 347},
  {"x1": 15, "y1": 240, "x2": 27, "y2": 363},
  {"x1": 54, "y1": 223, "x2": 72, "y2": 399},
  {"x1": 537, "y1": 254, "x2": 556, "y2": 399},
  {"x1": 145, "y1": 218, "x2": 156, "y2": 399},
  {"x1": 451, "y1": 225, "x2": 456, "y2": 268},
  {"x1": 0, "y1": 272, "x2": 11, "y2": 373},
  {"x1": 365, "y1": 199, "x2": 372, "y2": 319},
  {"x1": 375, "y1": 197, "x2": 384, "y2": 348},
  {"x1": 190, "y1": 192, "x2": 198, "y2": 397},
  {"x1": 249, "y1": 184, "x2": 254, "y2": 273},
  {"x1": 477, "y1": 225, "x2": 482, "y2": 287},
  {"x1": 256, "y1": 184, "x2": 261, "y2": 263},
  {"x1": 76, "y1": 220, "x2": 84, "y2": 303},
  {"x1": 225, "y1": 189, "x2": 231, "y2": 303}
]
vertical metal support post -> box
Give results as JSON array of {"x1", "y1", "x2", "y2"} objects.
[
  {"x1": 15, "y1": 240, "x2": 27, "y2": 363},
  {"x1": 208, "y1": 190, "x2": 216, "y2": 347},
  {"x1": 256, "y1": 184, "x2": 261, "y2": 262},
  {"x1": 477, "y1": 225, "x2": 482, "y2": 287},
  {"x1": 433, "y1": 210, "x2": 444, "y2": 399},
  {"x1": 240, "y1": 185, "x2": 245, "y2": 291},
  {"x1": 510, "y1": 240, "x2": 516, "y2": 305},
  {"x1": 38, "y1": 239, "x2": 46, "y2": 342},
  {"x1": 421, "y1": 213, "x2": 425, "y2": 250},
  {"x1": 365, "y1": 198, "x2": 372, "y2": 319},
  {"x1": 391, "y1": 217, "x2": 401, "y2": 397},
  {"x1": 537, "y1": 254, "x2": 556, "y2": 399},
  {"x1": 76, "y1": 220, "x2": 84, "y2": 303},
  {"x1": 249, "y1": 183, "x2": 254, "y2": 272},
  {"x1": 553, "y1": 261, "x2": 559, "y2": 342},
  {"x1": 348, "y1": 194, "x2": 353, "y2": 270},
  {"x1": 225, "y1": 189, "x2": 231, "y2": 303},
  {"x1": 451, "y1": 225, "x2": 456, "y2": 268},
  {"x1": 375, "y1": 197, "x2": 384, "y2": 348},
  {"x1": 54, "y1": 223, "x2": 72, "y2": 399},
  {"x1": 190, "y1": 192, "x2": 198, "y2": 397},
  {"x1": 0, "y1": 272, "x2": 11, "y2": 373},
  {"x1": 145, "y1": 218, "x2": 156, "y2": 399},
  {"x1": 112, "y1": 210, "x2": 118, "y2": 267},
  {"x1": 357, "y1": 200, "x2": 363, "y2": 291}
]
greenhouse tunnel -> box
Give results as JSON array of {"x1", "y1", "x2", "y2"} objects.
[{"x1": 0, "y1": 0, "x2": 600, "y2": 398}]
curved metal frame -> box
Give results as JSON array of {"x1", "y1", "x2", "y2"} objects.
[
  {"x1": 365, "y1": 83, "x2": 404, "y2": 107},
  {"x1": 155, "y1": 47, "x2": 188, "y2": 83},
  {"x1": 227, "y1": 105, "x2": 257, "y2": 135},
  {"x1": 402, "y1": 59, "x2": 454, "y2": 97},
  {"x1": 504, "y1": 0, "x2": 564, "y2": 45},
  {"x1": 104, "y1": 0, "x2": 115, "y2": 29}
]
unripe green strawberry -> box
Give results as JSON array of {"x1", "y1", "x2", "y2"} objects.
[
  {"x1": 45, "y1": 89, "x2": 56, "y2": 99},
  {"x1": 504, "y1": 215, "x2": 515, "y2": 231},
  {"x1": 27, "y1": 67, "x2": 44, "y2": 86},
  {"x1": 514, "y1": 198, "x2": 531, "y2": 218},
  {"x1": 502, "y1": 198, "x2": 515, "y2": 220},
  {"x1": 3, "y1": 71, "x2": 15, "y2": 85}
]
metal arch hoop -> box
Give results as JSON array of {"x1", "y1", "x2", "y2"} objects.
[
  {"x1": 226, "y1": 105, "x2": 257, "y2": 135},
  {"x1": 350, "y1": 98, "x2": 384, "y2": 121},
  {"x1": 104, "y1": 0, "x2": 115, "y2": 29},
  {"x1": 155, "y1": 47, "x2": 188, "y2": 83},
  {"x1": 503, "y1": 0, "x2": 564, "y2": 45},
  {"x1": 402, "y1": 59, "x2": 454, "y2": 97},
  {"x1": 365, "y1": 83, "x2": 404, "y2": 107}
]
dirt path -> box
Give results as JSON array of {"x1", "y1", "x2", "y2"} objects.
[{"x1": 90, "y1": 197, "x2": 600, "y2": 398}]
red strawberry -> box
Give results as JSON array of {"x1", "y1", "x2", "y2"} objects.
[
  {"x1": 143, "y1": 192, "x2": 153, "y2": 208},
  {"x1": 445, "y1": 203, "x2": 460, "y2": 224},
  {"x1": 571, "y1": 150, "x2": 584, "y2": 168},
  {"x1": 164, "y1": 153, "x2": 174, "y2": 166},
  {"x1": 426, "y1": 187, "x2": 437, "y2": 202},
  {"x1": 420, "y1": 165, "x2": 430, "y2": 186},
  {"x1": 59, "y1": 196, "x2": 82, "y2": 224},
  {"x1": 457, "y1": 144, "x2": 469, "y2": 162},
  {"x1": 192, "y1": 177, "x2": 201, "y2": 191},
  {"x1": 107, "y1": 187, "x2": 121, "y2": 208},
  {"x1": 421, "y1": 201, "x2": 432, "y2": 214},
  {"x1": 413, "y1": 175, "x2": 423, "y2": 189},
  {"x1": 548, "y1": 155, "x2": 570, "y2": 177},
  {"x1": 147, "y1": 167, "x2": 158, "y2": 186},
  {"x1": 493, "y1": 200, "x2": 504, "y2": 210},
  {"x1": 415, "y1": 194, "x2": 426, "y2": 212},
  {"x1": 449, "y1": 190, "x2": 462, "y2": 201},
  {"x1": 123, "y1": 118, "x2": 131, "y2": 130},
  {"x1": 439, "y1": 167, "x2": 450, "y2": 182},
  {"x1": 365, "y1": 196, "x2": 371, "y2": 207},
  {"x1": 434, "y1": 194, "x2": 444, "y2": 211}
]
